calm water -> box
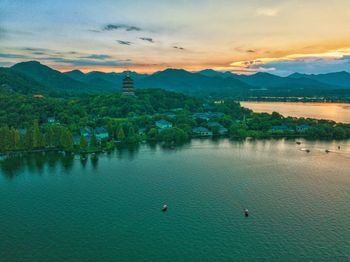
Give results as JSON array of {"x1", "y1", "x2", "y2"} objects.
[
  {"x1": 1, "y1": 139, "x2": 350, "y2": 261},
  {"x1": 241, "y1": 102, "x2": 350, "y2": 123}
]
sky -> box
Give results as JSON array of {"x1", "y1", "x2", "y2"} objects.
[{"x1": 1, "y1": 0, "x2": 350, "y2": 75}]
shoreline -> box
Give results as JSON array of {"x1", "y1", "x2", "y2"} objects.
[{"x1": 1, "y1": 136, "x2": 349, "y2": 158}]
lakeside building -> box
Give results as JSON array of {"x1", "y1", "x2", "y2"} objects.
[
  {"x1": 271, "y1": 125, "x2": 294, "y2": 132},
  {"x1": 122, "y1": 75, "x2": 135, "y2": 96},
  {"x1": 94, "y1": 127, "x2": 109, "y2": 141},
  {"x1": 192, "y1": 126, "x2": 213, "y2": 137},
  {"x1": 156, "y1": 119, "x2": 173, "y2": 129},
  {"x1": 296, "y1": 124, "x2": 310, "y2": 133},
  {"x1": 192, "y1": 112, "x2": 225, "y2": 120},
  {"x1": 208, "y1": 122, "x2": 228, "y2": 135},
  {"x1": 47, "y1": 117, "x2": 56, "y2": 124},
  {"x1": 80, "y1": 127, "x2": 93, "y2": 137}
]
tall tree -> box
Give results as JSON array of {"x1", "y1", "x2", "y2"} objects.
[
  {"x1": 60, "y1": 129, "x2": 73, "y2": 151},
  {"x1": 32, "y1": 120, "x2": 43, "y2": 148},
  {"x1": 90, "y1": 133, "x2": 97, "y2": 148},
  {"x1": 116, "y1": 125, "x2": 125, "y2": 141},
  {"x1": 79, "y1": 135, "x2": 88, "y2": 149}
]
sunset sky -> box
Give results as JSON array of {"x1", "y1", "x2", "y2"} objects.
[{"x1": 1, "y1": 0, "x2": 350, "y2": 75}]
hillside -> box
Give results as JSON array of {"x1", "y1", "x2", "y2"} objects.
[
  {"x1": 138, "y1": 68, "x2": 251, "y2": 96},
  {"x1": 0, "y1": 67, "x2": 43, "y2": 94},
  {"x1": 289, "y1": 71, "x2": 350, "y2": 88},
  {"x1": 11, "y1": 61, "x2": 119, "y2": 94},
  {"x1": 3, "y1": 61, "x2": 350, "y2": 98}
]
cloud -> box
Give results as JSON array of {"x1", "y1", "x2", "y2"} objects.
[
  {"x1": 227, "y1": 48, "x2": 350, "y2": 75},
  {"x1": 117, "y1": 40, "x2": 132, "y2": 45},
  {"x1": 32, "y1": 51, "x2": 46, "y2": 55},
  {"x1": 45, "y1": 57, "x2": 132, "y2": 67},
  {"x1": 80, "y1": 54, "x2": 112, "y2": 60},
  {"x1": 22, "y1": 47, "x2": 45, "y2": 51},
  {"x1": 103, "y1": 24, "x2": 141, "y2": 31},
  {"x1": 0, "y1": 27, "x2": 6, "y2": 39},
  {"x1": 173, "y1": 46, "x2": 185, "y2": 50},
  {"x1": 139, "y1": 37, "x2": 154, "y2": 43},
  {"x1": 255, "y1": 8, "x2": 279, "y2": 17},
  {"x1": 0, "y1": 53, "x2": 27, "y2": 59}
]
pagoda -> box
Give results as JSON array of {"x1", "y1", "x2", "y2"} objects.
[{"x1": 122, "y1": 75, "x2": 135, "y2": 96}]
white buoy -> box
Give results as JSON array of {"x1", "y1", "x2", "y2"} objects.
[{"x1": 162, "y1": 204, "x2": 168, "y2": 212}]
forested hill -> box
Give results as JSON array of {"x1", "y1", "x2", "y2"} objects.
[
  {"x1": 2, "y1": 61, "x2": 350, "y2": 99},
  {"x1": 0, "y1": 88, "x2": 202, "y2": 128}
]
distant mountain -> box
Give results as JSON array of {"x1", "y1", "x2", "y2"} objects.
[
  {"x1": 64, "y1": 69, "x2": 148, "y2": 89},
  {"x1": 197, "y1": 69, "x2": 235, "y2": 78},
  {"x1": 139, "y1": 68, "x2": 251, "y2": 96},
  {"x1": 289, "y1": 71, "x2": 350, "y2": 88},
  {"x1": 12, "y1": 61, "x2": 119, "y2": 93},
  {"x1": 64, "y1": 69, "x2": 86, "y2": 82},
  {"x1": 198, "y1": 70, "x2": 334, "y2": 90},
  {"x1": 4, "y1": 61, "x2": 350, "y2": 98},
  {"x1": 0, "y1": 67, "x2": 43, "y2": 94}
]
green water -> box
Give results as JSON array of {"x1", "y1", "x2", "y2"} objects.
[{"x1": 1, "y1": 139, "x2": 350, "y2": 261}]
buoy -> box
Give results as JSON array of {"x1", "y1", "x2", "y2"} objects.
[
  {"x1": 161, "y1": 204, "x2": 168, "y2": 212},
  {"x1": 244, "y1": 209, "x2": 249, "y2": 217}
]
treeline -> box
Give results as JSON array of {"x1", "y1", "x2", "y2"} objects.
[
  {"x1": 0, "y1": 121, "x2": 73, "y2": 152},
  {"x1": 0, "y1": 88, "x2": 201, "y2": 129},
  {"x1": 1, "y1": 88, "x2": 350, "y2": 154}
]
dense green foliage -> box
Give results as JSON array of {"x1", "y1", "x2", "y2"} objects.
[{"x1": 1, "y1": 87, "x2": 350, "y2": 154}]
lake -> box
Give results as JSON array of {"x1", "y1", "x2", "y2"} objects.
[
  {"x1": 1, "y1": 139, "x2": 350, "y2": 261},
  {"x1": 241, "y1": 102, "x2": 350, "y2": 123}
]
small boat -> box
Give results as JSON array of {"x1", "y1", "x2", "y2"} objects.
[
  {"x1": 296, "y1": 141, "x2": 301, "y2": 145},
  {"x1": 161, "y1": 204, "x2": 168, "y2": 212},
  {"x1": 244, "y1": 209, "x2": 249, "y2": 217},
  {"x1": 306, "y1": 149, "x2": 310, "y2": 153},
  {"x1": 325, "y1": 149, "x2": 330, "y2": 153}
]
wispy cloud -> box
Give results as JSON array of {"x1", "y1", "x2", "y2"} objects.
[
  {"x1": 80, "y1": 54, "x2": 112, "y2": 60},
  {"x1": 45, "y1": 57, "x2": 132, "y2": 67},
  {"x1": 103, "y1": 24, "x2": 141, "y2": 31},
  {"x1": 139, "y1": 37, "x2": 154, "y2": 43},
  {"x1": 0, "y1": 27, "x2": 6, "y2": 39},
  {"x1": 228, "y1": 48, "x2": 350, "y2": 75},
  {"x1": 117, "y1": 40, "x2": 132, "y2": 45},
  {"x1": 22, "y1": 47, "x2": 49, "y2": 52},
  {"x1": 173, "y1": 46, "x2": 185, "y2": 50},
  {"x1": 0, "y1": 53, "x2": 27, "y2": 59},
  {"x1": 255, "y1": 8, "x2": 279, "y2": 17}
]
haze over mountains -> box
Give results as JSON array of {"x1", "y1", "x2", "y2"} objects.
[{"x1": 1, "y1": 61, "x2": 350, "y2": 97}]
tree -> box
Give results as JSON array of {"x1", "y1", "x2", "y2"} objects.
[
  {"x1": 80, "y1": 135, "x2": 88, "y2": 149},
  {"x1": 127, "y1": 126, "x2": 138, "y2": 143},
  {"x1": 147, "y1": 128, "x2": 157, "y2": 142},
  {"x1": 44, "y1": 126, "x2": 54, "y2": 147},
  {"x1": 60, "y1": 129, "x2": 73, "y2": 151},
  {"x1": 159, "y1": 127, "x2": 188, "y2": 144},
  {"x1": 90, "y1": 133, "x2": 98, "y2": 148},
  {"x1": 32, "y1": 120, "x2": 43, "y2": 148},
  {"x1": 116, "y1": 125, "x2": 125, "y2": 141}
]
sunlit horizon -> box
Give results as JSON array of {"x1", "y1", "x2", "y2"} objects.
[{"x1": 1, "y1": 0, "x2": 350, "y2": 75}]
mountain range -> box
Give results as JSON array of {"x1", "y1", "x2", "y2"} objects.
[{"x1": 1, "y1": 60, "x2": 350, "y2": 97}]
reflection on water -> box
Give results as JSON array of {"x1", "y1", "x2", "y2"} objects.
[
  {"x1": 241, "y1": 102, "x2": 350, "y2": 123},
  {"x1": 0, "y1": 145, "x2": 145, "y2": 178},
  {"x1": 2, "y1": 139, "x2": 350, "y2": 179},
  {"x1": 1, "y1": 138, "x2": 350, "y2": 261}
]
